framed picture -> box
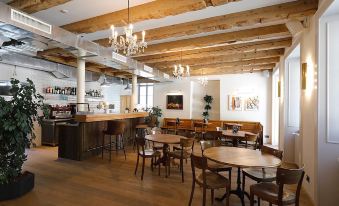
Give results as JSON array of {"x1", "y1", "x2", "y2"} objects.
[
  {"x1": 228, "y1": 95, "x2": 243, "y2": 111},
  {"x1": 167, "y1": 95, "x2": 183, "y2": 110},
  {"x1": 245, "y1": 96, "x2": 259, "y2": 111}
]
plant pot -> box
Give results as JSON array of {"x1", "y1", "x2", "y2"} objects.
[{"x1": 0, "y1": 171, "x2": 35, "y2": 201}]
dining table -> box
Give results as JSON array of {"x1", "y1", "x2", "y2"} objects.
[
  {"x1": 145, "y1": 134, "x2": 187, "y2": 177},
  {"x1": 222, "y1": 130, "x2": 256, "y2": 146},
  {"x1": 203, "y1": 147, "x2": 281, "y2": 206}
]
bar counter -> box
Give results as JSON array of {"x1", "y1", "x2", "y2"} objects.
[{"x1": 58, "y1": 112, "x2": 148, "y2": 161}]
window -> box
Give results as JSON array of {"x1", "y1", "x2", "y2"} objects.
[{"x1": 138, "y1": 83, "x2": 153, "y2": 109}]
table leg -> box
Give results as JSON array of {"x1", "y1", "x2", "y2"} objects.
[{"x1": 216, "y1": 167, "x2": 245, "y2": 206}]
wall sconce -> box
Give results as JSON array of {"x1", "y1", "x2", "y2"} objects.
[
  {"x1": 301, "y1": 63, "x2": 307, "y2": 90},
  {"x1": 278, "y1": 81, "x2": 281, "y2": 97}
]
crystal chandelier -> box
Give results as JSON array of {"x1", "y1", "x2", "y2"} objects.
[
  {"x1": 198, "y1": 68, "x2": 208, "y2": 86},
  {"x1": 173, "y1": 50, "x2": 190, "y2": 79},
  {"x1": 109, "y1": 0, "x2": 147, "y2": 56}
]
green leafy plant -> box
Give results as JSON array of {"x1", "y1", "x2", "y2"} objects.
[
  {"x1": 146, "y1": 106, "x2": 163, "y2": 127},
  {"x1": 41, "y1": 104, "x2": 50, "y2": 119},
  {"x1": 0, "y1": 78, "x2": 44, "y2": 185},
  {"x1": 202, "y1": 95, "x2": 213, "y2": 120}
]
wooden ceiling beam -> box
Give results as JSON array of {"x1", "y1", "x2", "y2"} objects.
[
  {"x1": 134, "y1": 24, "x2": 290, "y2": 56},
  {"x1": 95, "y1": 0, "x2": 316, "y2": 46},
  {"x1": 160, "y1": 57, "x2": 280, "y2": 72},
  {"x1": 8, "y1": 0, "x2": 71, "y2": 14},
  {"x1": 135, "y1": 38, "x2": 291, "y2": 64},
  {"x1": 62, "y1": 0, "x2": 237, "y2": 34},
  {"x1": 149, "y1": 49, "x2": 284, "y2": 69},
  {"x1": 189, "y1": 64, "x2": 275, "y2": 76}
]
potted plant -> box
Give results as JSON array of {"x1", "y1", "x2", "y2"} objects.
[
  {"x1": 0, "y1": 78, "x2": 44, "y2": 200},
  {"x1": 146, "y1": 106, "x2": 163, "y2": 127},
  {"x1": 202, "y1": 95, "x2": 213, "y2": 120}
]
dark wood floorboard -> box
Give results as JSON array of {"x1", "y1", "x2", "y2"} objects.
[{"x1": 0, "y1": 145, "x2": 314, "y2": 206}]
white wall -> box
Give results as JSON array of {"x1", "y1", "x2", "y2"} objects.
[
  {"x1": 317, "y1": 5, "x2": 339, "y2": 206},
  {"x1": 153, "y1": 79, "x2": 192, "y2": 124},
  {"x1": 191, "y1": 80, "x2": 220, "y2": 120},
  {"x1": 219, "y1": 73, "x2": 272, "y2": 137}
]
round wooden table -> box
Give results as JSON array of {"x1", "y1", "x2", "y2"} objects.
[
  {"x1": 204, "y1": 147, "x2": 281, "y2": 206},
  {"x1": 145, "y1": 134, "x2": 187, "y2": 177},
  {"x1": 222, "y1": 130, "x2": 256, "y2": 146}
]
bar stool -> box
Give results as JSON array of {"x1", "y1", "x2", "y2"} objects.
[{"x1": 102, "y1": 120, "x2": 126, "y2": 161}]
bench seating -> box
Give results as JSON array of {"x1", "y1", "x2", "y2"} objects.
[{"x1": 162, "y1": 118, "x2": 264, "y2": 147}]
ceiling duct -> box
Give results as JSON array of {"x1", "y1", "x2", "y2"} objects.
[{"x1": 0, "y1": 3, "x2": 170, "y2": 82}]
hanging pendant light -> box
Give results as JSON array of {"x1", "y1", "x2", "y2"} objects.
[
  {"x1": 124, "y1": 78, "x2": 131, "y2": 90},
  {"x1": 173, "y1": 50, "x2": 190, "y2": 79},
  {"x1": 100, "y1": 74, "x2": 111, "y2": 87}
]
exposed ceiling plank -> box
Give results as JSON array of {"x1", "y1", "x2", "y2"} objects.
[
  {"x1": 189, "y1": 64, "x2": 275, "y2": 76},
  {"x1": 8, "y1": 0, "x2": 71, "y2": 14},
  {"x1": 135, "y1": 38, "x2": 291, "y2": 64},
  {"x1": 62, "y1": 0, "x2": 234, "y2": 34},
  {"x1": 95, "y1": 0, "x2": 316, "y2": 46},
  {"x1": 149, "y1": 48, "x2": 284, "y2": 69},
  {"x1": 134, "y1": 24, "x2": 290, "y2": 56},
  {"x1": 160, "y1": 57, "x2": 280, "y2": 72}
]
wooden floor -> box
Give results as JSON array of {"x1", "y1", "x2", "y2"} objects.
[{"x1": 1, "y1": 145, "x2": 314, "y2": 206}]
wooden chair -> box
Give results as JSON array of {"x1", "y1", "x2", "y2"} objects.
[
  {"x1": 203, "y1": 130, "x2": 222, "y2": 141},
  {"x1": 200, "y1": 140, "x2": 232, "y2": 182},
  {"x1": 250, "y1": 167, "x2": 305, "y2": 206},
  {"x1": 134, "y1": 137, "x2": 161, "y2": 180},
  {"x1": 242, "y1": 146, "x2": 283, "y2": 203},
  {"x1": 102, "y1": 121, "x2": 126, "y2": 161},
  {"x1": 193, "y1": 122, "x2": 206, "y2": 140},
  {"x1": 165, "y1": 121, "x2": 177, "y2": 134},
  {"x1": 189, "y1": 154, "x2": 230, "y2": 206},
  {"x1": 168, "y1": 138, "x2": 194, "y2": 182},
  {"x1": 239, "y1": 133, "x2": 260, "y2": 149}
]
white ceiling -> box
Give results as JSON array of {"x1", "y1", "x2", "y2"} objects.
[{"x1": 1, "y1": 0, "x2": 296, "y2": 45}]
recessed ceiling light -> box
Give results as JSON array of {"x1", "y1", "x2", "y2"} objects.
[{"x1": 60, "y1": 9, "x2": 69, "y2": 14}]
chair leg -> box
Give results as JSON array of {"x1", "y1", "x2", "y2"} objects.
[
  {"x1": 211, "y1": 189, "x2": 214, "y2": 205},
  {"x1": 228, "y1": 169, "x2": 232, "y2": 187},
  {"x1": 188, "y1": 181, "x2": 195, "y2": 206},
  {"x1": 202, "y1": 188, "x2": 206, "y2": 206},
  {"x1": 134, "y1": 154, "x2": 139, "y2": 175},
  {"x1": 151, "y1": 158, "x2": 154, "y2": 171},
  {"x1": 102, "y1": 134, "x2": 105, "y2": 159},
  {"x1": 180, "y1": 158, "x2": 184, "y2": 182},
  {"x1": 258, "y1": 198, "x2": 261, "y2": 206},
  {"x1": 242, "y1": 172, "x2": 246, "y2": 193},
  {"x1": 109, "y1": 135, "x2": 112, "y2": 161},
  {"x1": 122, "y1": 134, "x2": 126, "y2": 160},
  {"x1": 141, "y1": 156, "x2": 145, "y2": 181},
  {"x1": 250, "y1": 192, "x2": 255, "y2": 206}
]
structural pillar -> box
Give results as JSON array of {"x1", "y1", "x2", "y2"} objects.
[
  {"x1": 77, "y1": 49, "x2": 86, "y2": 111},
  {"x1": 131, "y1": 74, "x2": 138, "y2": 110}
]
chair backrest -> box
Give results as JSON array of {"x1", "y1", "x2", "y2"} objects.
[
  {"x1": 180, "y1": 138, "x2": 195, "y2": 149},
  {"x1": 135, "y1": 137, "x2": 146, "y2": 154},
  {"x1": 261, "y1": 145, "x2": 283, "y2": 160},
  {"x1": 167, "y1": 121, "x2": 176, "y2": 127},
  {"x1": 106, "y1": 121, "x2": 126, "y2": 135},
  {"x1": 200, "y1": 140, "x2": 222, "y2": 154},
  {"x1": 204, "y1": 131, "x2": 222, "y2": 140},
  {"x1": 276, "y1": 167, "x2": 305, "y2": 204}
]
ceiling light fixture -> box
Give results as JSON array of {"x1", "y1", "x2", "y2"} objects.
[
  {"x1": 198, "y1": 68, "x2": 208, "y2": 87},
  {"x1": 100, "y1": 74, "x2": 111, "y2": 87},
  {"x1": 173, "y1": 50, "x2": 190, "y2": 79},
  {"x1": 109, "y1": 0, "x2": 147, "y2": 56}
]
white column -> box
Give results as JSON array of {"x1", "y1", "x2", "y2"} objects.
[
  {"x1": 131, "y1": 74, "x2": 138, "y2": 110},
  {"x1": 77, "y1": 49, "x2": 86, "y2": 111}
]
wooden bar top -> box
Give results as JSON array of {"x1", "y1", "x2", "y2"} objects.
[{"x1": 74, "y1": 112, "x2": 148, "y2": 122}]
